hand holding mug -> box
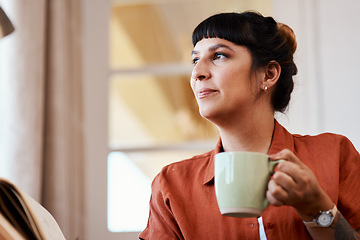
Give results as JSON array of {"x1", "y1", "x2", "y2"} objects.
[{"x1": 267, "y1": 149, "x2": 334, "y2": 220}]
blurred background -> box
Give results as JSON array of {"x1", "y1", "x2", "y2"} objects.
[{"x1": 1, "y1": 0, "x2": 360, "y2": 239}]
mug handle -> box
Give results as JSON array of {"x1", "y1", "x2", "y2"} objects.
[
  {"x1": 268, "y1": 159, "x2": 284, "y2": 174},
  {"x1": 263, "y1": 159, "x2": 284, "y2": 209}
]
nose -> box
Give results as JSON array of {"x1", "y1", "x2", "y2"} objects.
[{"x1": 191, "y1": 59, "x2": 210, "y2": 81}]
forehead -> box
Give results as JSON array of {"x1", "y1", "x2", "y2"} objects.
[
  {"x1": 192, "y1": 37, "x2": 251, "y2": 58},
  {"x1": 193, "y1": 38, "x2": 235, "y2": 52}
]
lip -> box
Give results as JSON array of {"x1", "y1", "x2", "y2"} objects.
[{"x1": 196, "y1": 88, "x2": 219, "y2": 99}]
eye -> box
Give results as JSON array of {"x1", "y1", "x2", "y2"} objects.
[
  {"x1": 192, "y1": 57, "x2": 199, "y2": 65},
  {"x1": 213, "y1": 52, "x2": 229, "y2": 61}
]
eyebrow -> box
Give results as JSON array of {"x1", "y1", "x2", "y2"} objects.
[{"x1": 191, "y1": 44, "x2": 234, "y2": 55}]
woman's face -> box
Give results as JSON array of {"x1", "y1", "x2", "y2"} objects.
[{"x1": 191, "y1": 37, "x2": 262, "y2": 123}]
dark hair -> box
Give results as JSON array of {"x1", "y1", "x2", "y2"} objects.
[{"x1": 192, "y1": 11, "x2": 298, "y2": 113}]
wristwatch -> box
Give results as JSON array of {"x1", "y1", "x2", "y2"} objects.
[{"x1": 303, "y1": 205, "x2": 337, "y2": 227}]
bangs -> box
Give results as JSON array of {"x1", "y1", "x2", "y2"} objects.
[{"x1": 192, "y1": 12, "x2": 254, "y2": 47}]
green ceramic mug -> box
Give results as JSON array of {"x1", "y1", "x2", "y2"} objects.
[{"x1": 214, "y1": 151, "x2": 283, "y2": 218}]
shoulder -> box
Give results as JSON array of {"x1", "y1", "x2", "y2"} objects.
[
  {"x1": 291, "y1": 132, "x2": 360, "y2": 165},
  {"x1": 292, "y1": 132, "x2": 355, "y2": 149},
  {"x1": 152, "y1": 150, "x2": 213, "y2": 189},
  {"x1": 159, "y1": 150, "x2": 212, "y2": 178}
]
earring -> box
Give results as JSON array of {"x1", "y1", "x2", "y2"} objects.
[{"x1": 264, "y1": 86, "x2": 268, "y2": 91}]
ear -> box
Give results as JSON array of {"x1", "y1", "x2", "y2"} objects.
[{"x1": 261, "y1": 61, "x2": 281, "y2": 91}]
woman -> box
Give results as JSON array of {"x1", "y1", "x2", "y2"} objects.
[{"x1": 139, "y1": 11, "x2": 360, "y2": 240}]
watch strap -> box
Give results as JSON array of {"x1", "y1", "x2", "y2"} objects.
[{"x1": 303, "y1": 205, "x2": 337, "y2": 227}]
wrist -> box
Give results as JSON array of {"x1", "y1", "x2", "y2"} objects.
[
  {"x1": 303, "y1": 205, "x2": 337, "y2": 228},
  {"x1": 296, "y1": 190, "x2": 334, "y2": 221}
]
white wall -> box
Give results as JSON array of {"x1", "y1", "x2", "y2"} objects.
[
  {"x1": 273, "y1": 0, "x2": 360, "y2": 150},
  {"x1": 318, "y1": 0, "x2": 360, "y2": 148}
]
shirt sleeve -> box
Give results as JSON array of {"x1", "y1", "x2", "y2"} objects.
[
  {"x1": 139, "y1": 173, "x2": 182, "y2": 240},
  {"x1": 338, "y1": 136, "x2": 360, "y2": 230},
  {"x1": 139, "y1": 228, "x2": 178, "y2": 240}
]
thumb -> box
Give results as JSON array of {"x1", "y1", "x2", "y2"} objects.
[{"x1": 269, "y1": 149, "x2": 304, "y2": 166}]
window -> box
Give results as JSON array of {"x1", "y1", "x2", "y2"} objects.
[{"x1": 107, "y1": 1, "x2": 219, "y2": 234}]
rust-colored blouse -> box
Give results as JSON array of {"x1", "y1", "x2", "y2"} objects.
[{"x1": 139, "y1": 121, "x2": 360, "y2": 240}]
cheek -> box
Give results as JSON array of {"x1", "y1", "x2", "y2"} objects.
[{"x1": 190, "y1": 78, "x2": 196, "y2": 94}]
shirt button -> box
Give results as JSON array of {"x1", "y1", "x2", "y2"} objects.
[{"x1": 266, "y1": 223, "x2": 274, "y2": 229}]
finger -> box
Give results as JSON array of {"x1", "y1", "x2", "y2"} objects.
[
  {"x1": 269, "y1": 149, "x2": 305, "y2": 167},
  {"x1": 272, "y1": 161, "x2": 316, "y2": 205},
  {"x1": 276, "y1": 159, "x2": 314, "y2": 188},
  {"x1": 267, "y1": 190, "x2": 284, "y2": 206},
  {"x1": 276, "y1": 161, "x2": 303, "y2": 183},
  {"x1": 272, "y1": 170, "x2": 297, "y2": 192},
  {"x1": 267, "y1": 178, "x2": 287, "y2": 206}
]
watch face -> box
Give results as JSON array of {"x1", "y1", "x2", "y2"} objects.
[{"x1": 318, "y1": 212, "x2": 332, "y2": 226}]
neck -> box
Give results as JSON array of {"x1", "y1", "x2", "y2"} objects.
[{"x1": 218, "y1": 107, "x2": 275, "y2": 154}]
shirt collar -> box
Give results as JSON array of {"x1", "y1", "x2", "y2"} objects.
[{"x1": 203, "y1": 119, "x2": 294, "y2": 185}]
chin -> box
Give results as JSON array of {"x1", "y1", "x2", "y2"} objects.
[
  {"x1": 199, "y1": 109, "x2": 216, "y2": 122},
  {"x1": 199, "y1": 107, "x2": 232, "y2": 126}
]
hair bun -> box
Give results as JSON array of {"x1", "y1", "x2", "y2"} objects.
[{"x1": 277, "y1": 22, "x2": 297, "y2": 55}]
